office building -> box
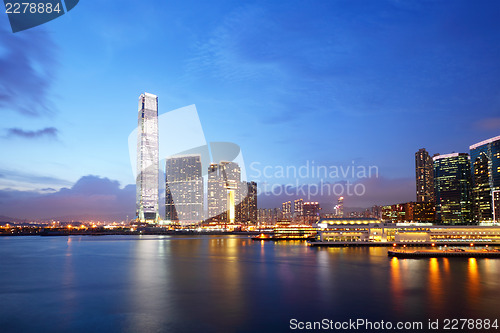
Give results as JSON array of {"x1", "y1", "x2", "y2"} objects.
[
  {"x1": 303, "y1": 202, "x2": 321, "y2": 224},
  {"x1": 470, "y1": 135, "x2": 500, "y2": 222},
  {"x1": 433, "y1": 153, "x2": 472, "y2": 224},
  {"x1": 237, "y1": 181, "x2": 257, "y2": 224},
  {"x1": 415, "y1": 148, "x2": 435, "y2": 203},
  {"x1": 136, "y1": 93, "x2": 159, "y2": 222},
  {"x1": 207, "y1": 161, "x2": 241, "y2": 223},
  {"x1": 165, "y1": 155, "x2": 203, "y2": 225}
]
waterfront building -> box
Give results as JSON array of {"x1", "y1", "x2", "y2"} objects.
[
  {"x1": 433, "y1": 153, "x2": 472, "y2": 224},
  {"x1": 165, "y1": 155, "x2": 203, "y2": 225},
  {"x1": 136, "y1": 93, "x2": 159, "y2": 223},
  {"x1": 470, "y1": 135, "x2": 500, "y2": 222},
  {"x1": 315, "y1": 218, "x2": 500, "y2": 244},
  {"x1": 415, "y1": 148, "x2": 435, "y2": 203}
]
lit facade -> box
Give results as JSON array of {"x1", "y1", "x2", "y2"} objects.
[
  {"x1": 415, "y1": 148, "x2": 435, "y2": 203},
  {"x1": 282, "y1": 201, "x2": 292, "y2": 220},
  {"x1": 237, "y1": 181, "x2": 257, "y2": 224},
  {"x1": 294, "y1": 199, "x2": 304, "y2": 223},
  {"x1": 303, "y1": 202, "x2": 320, "y2": 224},
  {"x1": 433, "y1": 153, "x2": 472, "y2": 225},
  {"x1": 136, "y1": 93, "x2": 159, "y2": 222},
  {"x1": 382, "y1": 202, "x2": 435, "y2": 222},
  {"x1": 165, "y1": 155, "x2": 203, "y2": 225},
  {"x1": 470, "y1": 135, "x2": 500, "y2": 222},
  {"x1": 207, "y1": 161, "x2": 241, "y2": 223}
]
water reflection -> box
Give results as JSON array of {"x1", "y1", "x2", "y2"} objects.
[
  {"x1": 428, "y1": 258, "x2": 443, "y2": 312},
  {"x1": 5, "y1": 237, "x2": 500, "y2": 333},
  {"x1": 467, "y1": 258, "x2": 480, "y2": 308}
]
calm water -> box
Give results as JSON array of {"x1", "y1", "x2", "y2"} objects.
[{"x1": 1, "y1": 235, "x2": 500, "y2": 332}]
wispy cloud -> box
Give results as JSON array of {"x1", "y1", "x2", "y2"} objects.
[
  {"x1": 0, "y1": 168, "x2": 71, "y2": 187},
  {"x1": 474, "y1": 117, "x2": 500, "y2": 131},
  {"x1": 5, "y1": 127, "x2": 58, "y2": 139},
  {"x1": 0, "y1": 21, "x2": 58, "y2": 117}
]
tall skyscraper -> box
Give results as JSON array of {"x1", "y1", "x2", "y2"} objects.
[
  {"x1": 415, "y1": 148, "x2": 435, "y2": 203},
  {"x1": 470, "y1": 135, "x2": 500, "y2": 222},
  {"x1": 207, "y1": 161, "x2": 242, "y2": 223},
  {"x1": 165, "y1": 155, "x2": 203, "y2": 225},
  {"x1": 237, "y1": 181, "x2": 257, "y2": 224},
  {"x1": 136, "y1": 93, "x2": 159, "y2": 222},
  {"x1": 433, "y1": 153, "x2": 472, "y2": 224}
]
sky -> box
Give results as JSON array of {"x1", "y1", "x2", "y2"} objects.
[{"x1": 1, "y1": 0, "x2": 500, "y2": 220}]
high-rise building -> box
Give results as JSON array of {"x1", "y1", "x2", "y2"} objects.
[
  {"x1": 415, "y1": 148, "x2": 435, "y2": 203},
  {"x1": 294, "y1": 199, "x2": 304, "y2": 223},
  {"x1": 136, "y1": 93, "x2": 159, "y2": 222},
  {"x1": 493, "y1": 190, "x2": 500, "y2": 223},
  {"x1": 470, "y1": 135, "x2": 500, "y2": 222},
  {"x1": 303, "y1": 202, "x2": 320, "y2": 224},
  {"x1": 334, "y1": 196, "x2": 344, "y2": 217},
  {"x1": 237, "y1": 181, "x2": 257, "y2": 224},
  {"x1": 282, "y1": 201, "x2": 292, "y2": 221},
  {"x1": 207, "y1": 161, "x2": 241, "y2": 223},
  {"x1": 433, "y1": 153, "x2": 472, "y2": 224},
  {"x1": 165, "y1": 155, "x2": 203, "y2": 225}
]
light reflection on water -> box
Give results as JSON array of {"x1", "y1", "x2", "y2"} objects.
[{"x1": 1, "y1": 236, "x2": 500, "y2": 332}]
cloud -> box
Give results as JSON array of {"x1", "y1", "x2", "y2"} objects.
[
  {"x1": 0, "y1": 168, "x2": 71, "y2": 187},
  {"x1": 474, "y1": 117, "x2": 500, "y2": 131},
  {"x1": 0, "y1": 21, "x2": 58, "y2": 116},
  {"x1": 0, "y1": 175, "x2": 135, "y2": 221},
  {"x1": 5, "y1": 127, "x2": 58, "y2": 139}
]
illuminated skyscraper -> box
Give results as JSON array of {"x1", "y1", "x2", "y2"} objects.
[
  {"x1": 415, "y1": 148, "x2": 434, "y2": 203},
  {"x1": 470, "y1": 135, "x2": 500, "y2": 222},
  {"x1": 433, "y1": 153, "x2": 472, "y2": 224},
  {"x1": 207, "y1": 161, "x2": 241, "y2": 223},
  {"x1": 165, "y1": 155, "x2": 203, "y2": 225},
  {"x1": 136, "y1": 93, "x2": 159, "y2": 222}
]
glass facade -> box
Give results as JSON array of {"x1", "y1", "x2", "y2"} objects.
[
  {"x1": 415, "y1": 148, "x2": 435, "y2": 203},
  {"x1": 165, "y1": 154, "x2": 203, "y2": 225},
  {"x1": 136, "y1": 93, "x2": 159, "y2": 222},
  {"x1": 433, "y1": 153, "x2": 472, "y2": 225},
  {"x1": 470, "y1": 135, "x2": 500, "y2": 222},
  {"x1": 207, "y1": 161, "x2": 243, "y2": 223}
]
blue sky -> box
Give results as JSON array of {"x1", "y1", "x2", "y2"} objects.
[{"x1": 1, "y1": 0, "x2": 500, "y2": 219}]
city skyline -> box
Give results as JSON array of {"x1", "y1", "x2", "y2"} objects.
[{"x1": 2, "y1": 1, "x2": 500, "y2": 220}]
